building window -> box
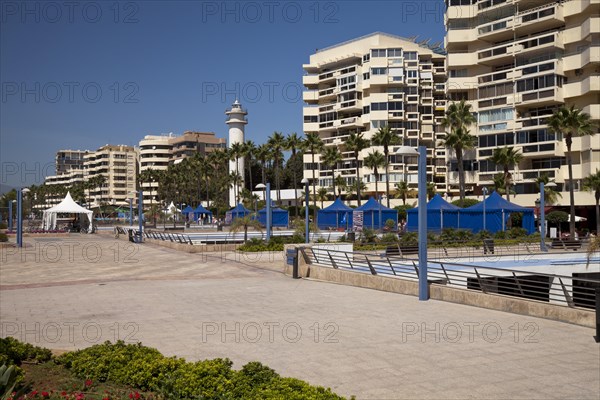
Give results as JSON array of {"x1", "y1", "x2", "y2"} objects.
[
  {"x1": 404, "y1": 51, "x2": 417, "y2": 60},
  {"x1": 387, "y1": 48, "x2": 402, "y2": 57},
  {"x1": 371, "y1": 68, "x2": 387, "y2": 75},
  {"x1": 371, "y1": 102, "x2": 387, "y2": 111},
  {"x1": 371, "y1": 49, "x2": 386, "y2": 57},
  {"x1": 406, "y1": 70, "x2": 418, "y2": 78}
]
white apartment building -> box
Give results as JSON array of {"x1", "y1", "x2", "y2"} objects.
[
  {"x1": 139, "y1": 134, "x2": 173, "y2": 206},
  {"x1": 302, "y1": 32, "x2": 447, "y2": 205},
  {"x1": 138, "y1": 131, "x2": 226, "y2": 206},
  {"x1": 445, "y1": 0, "x2": 600, "y2": 207},
  {"x1": 42, "y1": 150, "x2": 88, "y2": 207},
  {"x1": 84, "y1": 145, "x2": 138, "y2": 207}
]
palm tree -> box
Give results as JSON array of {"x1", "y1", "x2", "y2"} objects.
[
  {"x1": 548, "y1": 106, "x2": 596, "y2": 237},
  {"x1": 364, "y1": 150, "x2": 385, "y2": 202},
  {"x1": 333, "y1": 175, "x2": 347, "y2": 198},
  {"x1": 487, "y1": 146, "x2": 523, "y2": 201},
  {"x1": 394, "y1": 181, "x2": 410, "y2": 205},
  {"x1": 348, "y1": 179, "x2": 367, "y2": 201},
  {"x1": 268, "y1": 132, "x2": 286, "y2": 206},
  {"x1": 255, "y1": 144, "x2": 271, "y2": 187},
  {"x1": 320, "y1": 146, "x2": 343, "y2": 198},
  {"x1": 427, "y1": 182, "x2": 437, "y2": 200},
  {"x1": 139, "y1": 168, "x2": 160, "y2": 227},
  {"x1": 230, "y1": 215, "x2": 263, "y2": 243},
  {"x1": 316, "y1": 187, "x2": 329, "y2": 209},
  {"x1": 535, "y1": 174, "x2": 561, "y2": 206},
  {"x1": 371, "y1": 125, "x2": 401, "y2": 207},
  {"x1": 303, "y1": 132, "x2": 324, "y2": 219},
  {"x1": 440, "y1": 100, "x2": 477, "y2": 201},
  {"x1": 243, "y1": 140, "x2": 256, "y2": 195},
  {"x1": 583, "y1": 169, "x2": 600, "y2": 235},
  {"x1": 492, "y1": 173, "x2": 508, "y2": 196},
  {"x1": 345, "y1": 132, "x2": 370, "y2": 206},
  {"x1": 285, "y1": 132, "x2": 304, "y2": 218},
  {"x1": 229, "y1": 142, "x2": 245, "y2": 203}
]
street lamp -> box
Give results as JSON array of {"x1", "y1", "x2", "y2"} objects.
[
  {"x1": 482, "y1": 187, "x2": 488, "y2": 232},
  {"x1": 138, "y1": 189, "x2": 143, "y2": 242},
  {"x1": 539, "y1": 181, "x2": 556, "y2": 252},
  {"x1": 397, "y1": 145, "x2": 428, "y2": 301},
  {"x1": 9, "y1": 200, "x2": 16, "y2": 231},
  {"x1": 16, "y1": 188, "x2": 30, "y2": 248},
  {"x1": 128, "y1": 191, "x2": 136, "y2": 226},
  {"x1": 301, "y1": 178, "x2": 309, "y2": 243},
  {"x1": 256, "y1": 183, "x2": 271, "y2": 241}
]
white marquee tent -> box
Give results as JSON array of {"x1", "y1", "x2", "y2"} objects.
[{"x1": 42, "y1": 192, "x2": 94, "y2": 232}]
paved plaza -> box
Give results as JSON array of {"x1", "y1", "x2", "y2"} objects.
[{"x1": 1, "y1": 235, "x2": 599, "y2": 399}]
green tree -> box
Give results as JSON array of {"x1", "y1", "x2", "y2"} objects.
[
  {"x1": 284, "y1": 133, "x2": 304, "y2": 217},
  {"x1": 243, "y1": 140, "x2": 256, "y2": 195},
  {"x1": 371, "y1": 125, "x2": 402, "y2": 207},
  {"x1": 333, "y1": 175, "x2": 347, "y2": 198},
  {"x1": 316, "y1": 187, "x2": 329, "y2": 209},
  {"x1": 583, "y1": 169, "x2": 600, "y2": 235},
  {"x1": 548, "y1": 106, "x2": 596, "y2": 237},
  {"x1": 345, "y1": 132, "x2": 370, "y2": 206},
  {"x1": 487, "y1": 146, "x2": 522, "y2": 201},
  {"x1": 440, "y1": 100, "x2": 477, "y2": 201},
  {"x1": 321, "y1": 146, "x2": 343, "y2": 198},
  {"x1": 267, "y1": 132, "x2": 286, "y2": 206},
  {"x1": 427, "y1": 182, "x2": 437, "y2": 200},
  {"x1": 364, "y1": 150, "x2": 385, "y2": 202},
  {"x1": 230, "y1": 215, "x2": 263, "y2": 243},
  {"x1": 303, "y1": 132, "x2": 324, "y2": 220},
  {"x1": 229, "y1": 142, "x2": 245, "y2": 203},
  {"x1": 534, "y1": 173, "x2": 561, "y2": 206},
  {"x1": 394, "y1": 181, "x2": 411, "y2": 205}
]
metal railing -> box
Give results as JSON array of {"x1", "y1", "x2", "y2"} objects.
[{"x1": 299, "y1": 247, "x2": 600, "y2": 310}]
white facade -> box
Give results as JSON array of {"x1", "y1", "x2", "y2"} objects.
[{"x1": 226, "y1": 100, "x2": 248, "y2": 207}]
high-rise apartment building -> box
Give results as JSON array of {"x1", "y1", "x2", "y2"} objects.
[
  {"x1": 84, "y1": 145, "x2": 139, "y2": 206},
  {"x1": 138, "y1": 131, "x2": 226, "y2": 206},
  {"x1": 302, "y1": 32, "x2": 447, "y2": 204},
  {"x1": 55, "y1": 150, "x2": 88, "y2": 175},
  {"x1": 445, "y1": 0, "x2": 599, "y2": 206},
  {"x1": 42, "y1": 150, "x2": 89, "y2": 207}
]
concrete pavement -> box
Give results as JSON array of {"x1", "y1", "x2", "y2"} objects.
[{"x1": 1, "y1": 235, "x2": 598, "y2": 399}]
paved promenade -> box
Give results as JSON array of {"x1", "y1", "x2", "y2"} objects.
[{"x1": 1, "y1": 235, "x2": 599, "y2": 399}]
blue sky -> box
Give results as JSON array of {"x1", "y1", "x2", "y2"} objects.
[{"x1": 1, "y1": 0, "x2": 446, "y2": 188}]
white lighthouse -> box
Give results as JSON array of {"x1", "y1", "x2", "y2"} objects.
[{"x1": 226, "y1": 99, "x2": 248, "y2": 207}]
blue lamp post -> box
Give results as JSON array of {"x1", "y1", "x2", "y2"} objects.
[
  {"x1": 397, "y1": 145, "x2": 428, "y2": 300},
  {"x1": 16, "y1": 188, "x2": 30, "y2": 248},
  {"x1": 539, "y1": 181, "x2": 555, "y2": 252},
  {"x1": 301, "y1": 178, "x2": 309, "y2": 243},
  {"x1": 482, "y1": 186, "x2": 488, "y2": 232},
  {"x1": 256, "y1": 183, "x2": 271, "y2": 241},
  {"x1": 138, "y1": 190, "x2": 143, "y2": 242},
  {"x1": 8, "y1": 200, "x2": 15, "y2": 231},
  {"x1": 129, "y1": 195, "x2": 134, "y2": 226}
]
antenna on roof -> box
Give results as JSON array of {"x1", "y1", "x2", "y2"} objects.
[{"x1": 407, "y1": 35, "x2": 418, "y2": 42}]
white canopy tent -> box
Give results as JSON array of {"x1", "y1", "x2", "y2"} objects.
[
  {"x1": 43, "y1": 192, "x2": 94, "y2": 232},
  {"x1": 163, "y1": 201, "x2": 181, "y2": 215}
]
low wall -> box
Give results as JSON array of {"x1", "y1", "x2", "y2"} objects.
[
  {"x1": 112, "y1": 233, "x2": 241, "y2": 253},
  {"x1": 283, "y1": 245, "x2": 595, "y2": 328}
]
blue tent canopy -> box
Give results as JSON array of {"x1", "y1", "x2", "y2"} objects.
[
  {"x1": 182, "y1": 205, "x2": 195, "y2": 221},
  {"x1": 460, "y1": 191, "x2": 535, "y2": 234},
  {"x1": 353, "y1": 197, "x2": 398, "y2": 230},
  {"x1": 317, "y1": 197, "x2": 353, "y2": 229},
  {"x1": 406, "y1": 194, "x2": 460, "y2": 232},
  {"x1": 226, "y1": 203, "x2": 251, "y2": 223},
  {"x1": 194, "y1": 205, "x2": 213, "y2": 222},
  {"x1": 256, "y1": 207, "x2": 289, "y2": 227}
]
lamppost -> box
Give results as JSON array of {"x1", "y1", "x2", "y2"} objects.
[
  {"x1": 378, "y1": 194, "x2": 383, "y2": 232},
  {"x1": 256, "y1": 183, "x2": 271, "y2": 241},
  {"x1": 397, "y1": 145, "x2": 428, "y2": 301},
  {"x1": 16, "y1": 188, "x2": 30, "y2": 248},
  {"x1": 128, "y1": 191, "x2": 136, "y2": 226},
  {"x1": 138, "y1": 189, "x2": 143, "y2": 242},
  {"x1": 301, "y1": 178, "x2": 309, "y2": 243},
  {"x1": 482, "y1": 187, "x2": 488, "y2": 232},
  {"x1": 539, "y1": 181, "x2": 556, "y2": 252},
  {"x1": 9, "y1": 200, "x2": 15, "y2": 231}
]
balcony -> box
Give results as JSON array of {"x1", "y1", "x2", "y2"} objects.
[
  {"x1": 563, "y1": 45, "x2": 600, "y2": 71},
  {"x1": 563, "y1": 75, "x2": 600, "y2": 99},
  {"x1": 515, "y1": 88, "x2": 563, "y2": 107},
  {"x1": 514, "y1": 3, "x2": 564, "y2": 36},
  {"x1": 477, "y1": 17, "x2": 514, "y2": 42},
  {"x1": 564, "y1": 16, "x2": 600, "y2": 45},
  {"x1": 302, "y1": 75, "x2": 319, "y2": 87},
  {"x1": 446, "y1": 27, "x2": 477, "y2": 44},
  {"x1": 303, "y1": 90, "x2": 318, "y2": 102},
  {"x1": 447, "y1": 52, "x2": 477, "y2": 67},
  {"x1": 318, "y1": 87, "x2": 336, "y2": 100},
  {"x1": 303, "y1": 122, "x2": 319, "y2": 132}
]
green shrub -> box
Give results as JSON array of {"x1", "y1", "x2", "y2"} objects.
[
  {"x1": 476, "y1": 230, "x2": 492, "y2": 240},
  {"x1": 494, "y1": 230, "x2": 507, "y2": 239},
  {"x1": 0, "y1": 233, "x2": 7, "y2": 243},
  {"x1": 451, "y1": 198, "x2": 480, "y2": 208},
  {"x1": 398, "y1": 232, "x2": 418, "y2": 245},
  {"x1": 508, "y1": 227, "x2": 528, "y2": 238},
  {"x1": 393, "y1": 205, "x2": 414, "y2": 221},
  {"x1": 380, "y1": 233, "x2": 399, "y2": 244},
  {"x1": 56, "y1": 341, "x2": 344, "y2": 399},
  {"x1": 384, "y1": 219, "x2": 396, "y2": 230},
  {"x1": 359, "y1": 228, "x2": 377, "y2": 243},
  {"x1": 0, "y1": 337, "x2": 52, "y2": 366}
]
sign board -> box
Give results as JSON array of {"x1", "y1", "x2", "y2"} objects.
[{"x1": 286, "y1": 248, "x2": 297, "y2": 266}]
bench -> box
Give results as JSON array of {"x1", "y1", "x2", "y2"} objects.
[
  {"x1": 383, "y1": 244, "x2": 418, "y2": 258},
  {"x1": 551, "y1": 239, "x2": 582, "y2": 250}
]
